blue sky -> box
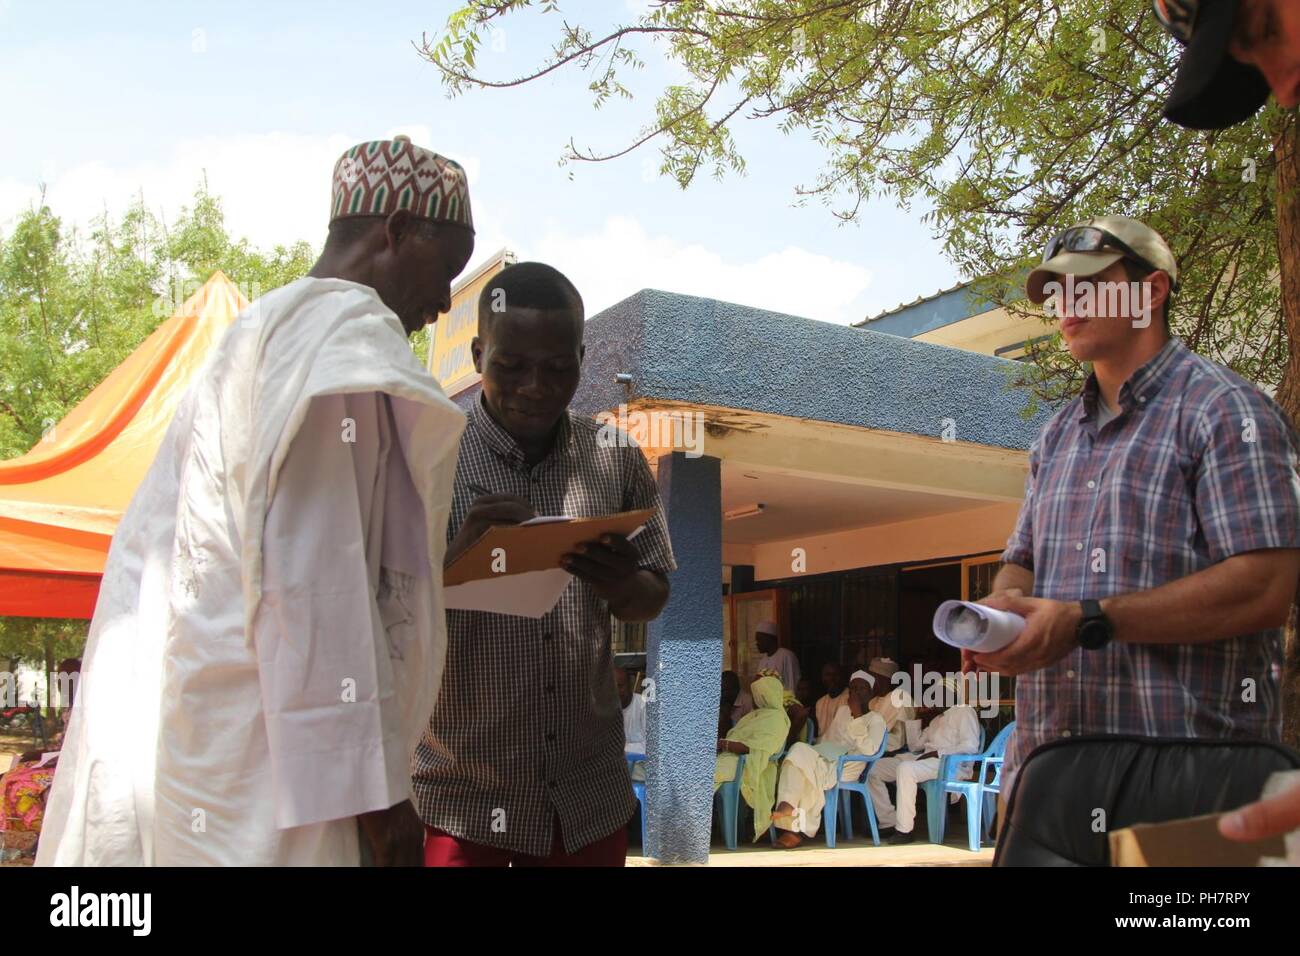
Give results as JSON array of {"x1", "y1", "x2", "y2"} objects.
[{"x1": 0, "y1": 0, "x2": 959, "y2": 323}]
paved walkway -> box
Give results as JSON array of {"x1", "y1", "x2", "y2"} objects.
[{"x1": 628, "y1": 835, "x2": 994, "y2": 867}]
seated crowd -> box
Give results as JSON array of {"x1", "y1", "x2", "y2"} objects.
[{"x1": 615, "y1": 635, "x2": 987, "y2": 851}]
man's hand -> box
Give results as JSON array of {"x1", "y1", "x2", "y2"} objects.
[
  {"x1": 445, "y1": 494, "x2": 535, "y2": 567},
  {"x1": 970, "y1": 593, "x2": 1081, "y2": 676},
  {"x1": 1220, "y1": 783, "x2": 1300, "y2": 844},
  {"x1": 963, "y1": 587, "x2": 1026, "y2": 674},
  {"x1": 357, "y1": 799, "x2": 425, "y2": 866},
  {"x1": 561, "y1": 532, "x2": 641, "y2": 603}
]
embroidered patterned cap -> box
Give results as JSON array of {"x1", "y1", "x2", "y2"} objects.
[{"x1": 330, "y1": 135, "x2": 474, "y2": 230}]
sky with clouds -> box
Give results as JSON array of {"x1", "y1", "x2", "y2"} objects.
[{"x1": 0, "y1": 0, "x2": 961, "y2": 325}]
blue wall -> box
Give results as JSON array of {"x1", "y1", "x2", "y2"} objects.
[{"x1": 570, "y1": 289, "x2": 1050, "y2": 449}]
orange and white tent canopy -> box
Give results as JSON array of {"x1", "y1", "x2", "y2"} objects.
[{"x1": 0, "y1": 272, "x2": 247, "y2": 618}]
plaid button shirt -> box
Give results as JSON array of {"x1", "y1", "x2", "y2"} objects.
[
  {"x1": 1001, "y1": 338, "x2": 1300, "y2": 782},
  {"x1": 412, "y1": 396, "x2": 676, "y2": 856}
]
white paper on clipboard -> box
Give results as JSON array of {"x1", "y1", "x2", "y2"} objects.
[{"x1": 443, "y1": 519, "x2": 647, "y2": 617}]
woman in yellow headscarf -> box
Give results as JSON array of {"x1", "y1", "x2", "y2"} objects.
[{"x1": 714, "y1": 674, "x2": 790, "y2": 841}]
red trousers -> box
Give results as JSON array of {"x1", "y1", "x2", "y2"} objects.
[{"x1": 423, "y1": 817, "x2": 627, "y2": 867}]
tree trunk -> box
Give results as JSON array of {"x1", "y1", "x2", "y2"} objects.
[{"x1": 1273, "y1": 114, "x2": 1300, "y2": 749}]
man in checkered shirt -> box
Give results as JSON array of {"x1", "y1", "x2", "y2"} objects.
[
  {"x1": 967, "y1": 215, "x2": 1300, "y2": 810},
  {"x1": 414, "y1": 262, "x2": 676, "y2": 866}
]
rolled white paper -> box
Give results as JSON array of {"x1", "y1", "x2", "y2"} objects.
[{"x1": 932, "y1": 599, "x2": 1026, "y2": 654}]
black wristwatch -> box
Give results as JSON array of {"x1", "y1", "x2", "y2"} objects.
[{"x1": 1076, "y1": 599, "x2": 1114, "y2": 650}]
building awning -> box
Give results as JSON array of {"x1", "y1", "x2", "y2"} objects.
[{"x1": 0, "y1": 273, "x2": 247, "y2": 617}]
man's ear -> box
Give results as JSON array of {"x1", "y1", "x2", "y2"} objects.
[
  {"x1": 384, "y1": 209, "x2": 414, "y2": 253},
  {"x1": 1148, "y1": 269, "x2": 1172, "y2": 314},
  {"x1": 471, "y1": 335, "x2": 484, "y2": 373}
]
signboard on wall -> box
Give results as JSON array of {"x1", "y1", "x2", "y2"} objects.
[{"x1": 427, "y1": 248, "x2": 516, "y2": 396}]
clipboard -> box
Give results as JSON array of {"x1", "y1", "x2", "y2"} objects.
[{"x1": 443, "y1": 507, "x2": 656, "y2": 586}]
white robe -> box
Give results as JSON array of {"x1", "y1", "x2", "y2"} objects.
[
  {"x1": 775, "y1": 706, "x2": 886, "y2": 837},
  {"x1": 870, "y1": 686, "x2": 917, "y2": 753},
  {"x1": 754, "y1": 648, "x2": 800, "y2": 692},
  {"x1": 623, "y1": 692, "x2": 647, "y2": 782},
  {"x1": 622, "y1": 693, "x2": 647, "y2": 754},
  {"x1": 814, "y1": 689, "x2": 848, "y2": 742},
  {"x1": 867, "y1": 705, "x2": 982, "y2": 832},
  {"x1": 37, "y1": 277, "x2": 464, "y2": 866}
]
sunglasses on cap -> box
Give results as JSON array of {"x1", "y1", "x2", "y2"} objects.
[
  {"x1": 1153, "y1": 0, "x2": 1198, "y2": 45},
  {"x1": 1041, "y1": 225, "x2": 1179, "y2": 291}
]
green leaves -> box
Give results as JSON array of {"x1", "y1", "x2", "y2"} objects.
[
  {"x1": 423, "y1": 0, "x2": 1290, "y2": 406},
  {"x1": 0, "y1": 181, "x2": 318, "y2": 463}
]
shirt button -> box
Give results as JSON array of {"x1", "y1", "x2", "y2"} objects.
[
  {"x1": 1086, "y1": 480, "x2": 1096, "y2": 489},
  {"x1": 1075, "y1": 542, "x2": 1084, "y2": 551},
  {"x1": 543, "y1": 632, "x2": 554, "y2": 642},
  {"x1": 1062, "y1": 730, "x2": 1072, "y2": 738},
  {"x1": 1066, "y1": 670, "x2": 1075, "y2": 679},
  {"x1": 546, "y1": 732, "x2": 556, "y2": 742},
  {"x1": 1138, "y1": 396, "x2": 1147, "y2": 403}
]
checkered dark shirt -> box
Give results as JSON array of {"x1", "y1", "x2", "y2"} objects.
[
  {"x1": 412, "y1": 396, "x2": 676, "y2": 855},
  {"x1": 1001, "y1": 338, "x2": 1300, "y2": 783}
]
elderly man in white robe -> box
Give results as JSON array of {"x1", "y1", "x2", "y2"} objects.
[
  {"x1": 37, "y1": 136, "x2": 475, "y2": 866},
  {"x1": 867, "y1": 692, "x2": 982, "y2": 845},
  {"x1": 770, "y1": 671, "x2": 886, "y2": 848}
]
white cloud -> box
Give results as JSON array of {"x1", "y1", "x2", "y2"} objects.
[
  {"x1": 0, "y1": 127, "x2": 488, "y2": 253},
  {"x1": 0, "y1": 130, "x2": 871, "y2": 326},
  {"x1": 533, "y1": 216, "x2": 873, "y2": 324}
]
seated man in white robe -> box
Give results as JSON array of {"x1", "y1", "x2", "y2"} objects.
[
  {"x1": 867, "y1": 698, "x2": 982, "y2": 845},
  {"x1": 36, "y1": 136, "x2": 475, "y2": 867},
  {"x1": 617, "y1": 667, "x2": 647, "y2": 782},
  {"x1": 864, "y1": 657, "x2": 916, "y2": 754},
  {"x1": 770, "y1": 670, "x2": 886, "y2": 848}
]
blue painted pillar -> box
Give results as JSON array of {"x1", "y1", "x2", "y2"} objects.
[{"x1": 645, "y1": 451, "x2": 722, "y2": 864}]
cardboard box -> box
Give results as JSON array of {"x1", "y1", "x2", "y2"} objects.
[{"x1": 1109, "y1": 812, "x2": 1285, "y2": 866}]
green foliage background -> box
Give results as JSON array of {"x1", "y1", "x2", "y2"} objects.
[{"x1": 427, "y1": 0, "x2": 1290, "y2": 413}]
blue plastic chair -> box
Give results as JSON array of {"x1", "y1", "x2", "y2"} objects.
[
  {"x1": 626, "y1": 752, "x2": 647, "y2": 848},
  {"x1": 715, "y1": 753, "x2": 747, "y2": 849},
  {"x1": 823, "y1": 727, "x2": 891, "y2": 847},
  {"x1": 921, "y1": 721, "x2": 1014, "y2": 851}
]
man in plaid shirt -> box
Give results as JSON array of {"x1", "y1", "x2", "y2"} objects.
[
  {"x1": 413, "y1": 262, "x2": 676, "y2": 866},
  {"x1": 970, "y1": 215, "x2": 1300, "y2": 804}
]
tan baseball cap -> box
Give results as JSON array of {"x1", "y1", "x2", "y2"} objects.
[{"x1": 1027, "y1": 215, "x2": 1178, "y2": 304}]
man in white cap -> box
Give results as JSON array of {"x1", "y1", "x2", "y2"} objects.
[
  {"x1": 973, "y1": 214, "x2": 1300, "y2": 831},
  {"x1": 866, "y1": 682, "x2": 981, "y2": 845},
  {"x1": 771, "y1": 670, "x2": 886, "y2": 848},
  {"x1": 38, "y1": 136, "x2": 476, "y2": 866},
  {"x1": 864, "y1": 657, "x2": 915, "y2": 754},
  {"x1": 752, "y1": 619, "x2": 800, "y2": 692}
]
